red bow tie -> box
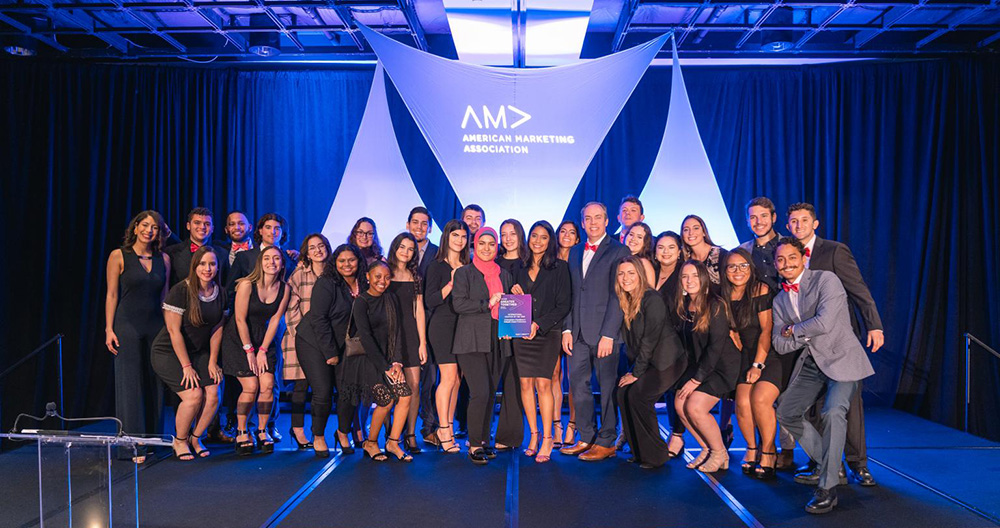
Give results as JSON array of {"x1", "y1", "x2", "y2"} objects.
[
  {"x1": 585, "y1": 242, "x2": 599, "y2": 252},
  {"x1": 190, "y1": 242, "x2": 200, "y2": 253},
  {"x1": 233, "y1": 241, "x2": 250, "y2": 252},
  {"x1": 804, "y1": 247, "x2": 812, "y2": 258},
  {"x1": 782, "y1": 282, "x2": 800, "y2": 293}
]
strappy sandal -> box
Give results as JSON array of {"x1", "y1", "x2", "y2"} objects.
[
  {"x1": 667, "y1": 433, "x2": 685, "y2": 459},
  {"x1": 188, "y1": 435, "x2": 211, "y2": 458},
  {"x1": 553, "y1": 422, "x2": 564, "y2": 448},
  {"x1": 255, "y1": 429, "x2": 275, "y2": 454},
  {"x1": 523, "y1": 431, "x2": 540, "y2": 457},
  {"x1": 535, "y1": 435, "x2": 554, "y2": 464},
  {"x1": 235, "y1": 430, "x2": 255, "y2": 456},
  {"x1": 403, "y1": 434, "x2": 422, "y2": 454},
  {"x1": 563, "y1": 421, "x2": 577, "y2": 445},
  {"x1": 362, "y1": 440, "x2": 388, "y2": 462},
  {"x1": 172, "y1": 436, "x2": 195, "y2": 461},
  {"x1": 437, "y1": 423, "x2": 460, "y2": 454},
  {"x1": 742, "y1": 447, "x2": 759, "y2": 474},
  {"x1": 385, "y1": 437, "x2": 414, "y2": 462},
  {"x1": 755, "y1": 451, "x2": 777, "y2": 480}
]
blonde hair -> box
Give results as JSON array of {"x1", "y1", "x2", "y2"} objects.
[{"x1": 615, "y1": 256, "x2": 651, "y2": 330}]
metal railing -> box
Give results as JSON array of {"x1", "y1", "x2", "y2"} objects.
[
  {"x1": 0, "y1": 334, "x2": 65, "y2": 422},
  {"x1": 964, "y1": 333, "x2": 1000, "y2": 433}
]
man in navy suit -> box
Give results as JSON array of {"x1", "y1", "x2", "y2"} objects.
[
  {"x1": 559, "y1": 202, "x2": 632, "y2": 461},
  {"x1": 406, "y1": 206, "x2": 440, "y2": 444}
]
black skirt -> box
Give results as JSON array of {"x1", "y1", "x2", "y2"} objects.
[
  {"x1": 512, "y1": 328, "x2": 561, "y2": 378},
  {"x1": 151, "y1": 348, "x2": 217, "y2": 393}
]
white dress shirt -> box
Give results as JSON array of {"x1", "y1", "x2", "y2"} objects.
[
  {"x1": 582, "y1": 233, "x2": 607, "y2": 279},
  {"x1": 803, "y1": 235, "x2": 817, "y2": 269}
]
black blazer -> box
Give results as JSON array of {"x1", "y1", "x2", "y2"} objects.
[
  {"x1": 452, "y1": 264, "x2": 514, "y2": 357},
  {"x1": 417, "y1": 242, "x2": 439, "y2": 278},
  {"x1": 164, "y1": 238, "x2": 230, "y2": 288},
  {"x1": 515, "y1": 260, "x2": 572, "y2": 335},
  {"x1": 295, "y1": 275, "x2": 354, "y2": 361},
  {"x1": 684, "y1": 298, "x2": 738, "y2": 383},
  {"x1": 623, "y1": 290, "x2": 688, "y2": 378},
  {"x1": 808, "y1": 236, "x2": 883, "y2": 334},
  {"x1": 563, "y1": 235, "x2": 632, "y2": 345}
]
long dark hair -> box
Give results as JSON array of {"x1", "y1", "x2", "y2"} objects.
[
  {"x1": 185, "y1": 246, "x2": 222, "y2": 327},
  {"x1": 499, "y1": 218, "x2": 529, "y2": 263},
  {"x1": 557, "y1": 220, "x2": 581, "y2": 248},
  {"x1": 297, "y1": 233, "x2": 332, "y2": 269},
  {"x1": 347, "y1": 217, "x2": 383, "y2": 262},
  {"x1": 526, "y1": 220, "x2": 559, "y2": 271},
  {"x1": 121, "y1": 210, "x2": 166, "y2": 253},
  {"x1": 676, "y1": 259, "x2": 724, "y2": 334},
  {"x1": 680, "y1": 214, "x2": 717, "y2": 259},
  {"x1": 387, "y1": 232, "x2": 422, "y2": 301},
  {"x1": 624, "y1": 222, "x2": 654, "y2": 261},
  {"x1": 436, "y1": 219, "x2": 471, "y2": 265},
  {"x1": 326, "y1": 243, "x2": 368, "y2": 291},
  {"x1": 721, "y1": 248, "x2": 760, "y2": 331},
  {"x1": 653, "y1": 231, "x2": 683, "y2": 279}
]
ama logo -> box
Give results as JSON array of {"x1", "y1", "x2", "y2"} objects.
[{"x1": 461, "y1": 105, "x2": 532, "y2": 129}]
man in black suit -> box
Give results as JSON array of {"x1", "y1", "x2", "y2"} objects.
[
  {"x1": 163, "y1": 207, "x2": 229, "y2": 287},
  {"x1": 560, "y1": 202, "x2": 632, "y2": 461},
  {"x1": 406, "y1": 206, "x2": 440, "y2": 445},
  {"x1": 217, "y1": 211, "x2": 254, "y2": 266},
  {"x1": 787, "y1": 202, "x2": 884, "y2": 487}
]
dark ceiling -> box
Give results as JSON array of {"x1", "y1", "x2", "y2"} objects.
[{"x1": 0, "y1": 0, "x2": 998, "y2": 62}]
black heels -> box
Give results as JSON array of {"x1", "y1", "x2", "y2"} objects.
[
  {"x1": 755, "y1": 451, "x2": 777, "y2": 480},
  {"x1": 385, "y1": 437, "x2": 414, "y2": 462},
  {"x1": 290, "y1": 427, "x2": 313, "y2": 450},
  {"x1": 336, "y1": 430, "x2": 356, "y2": 455},
  {"x1": 255, "y1": 429, "x2": 275, "y2": 454},
  {"x1": 235, "y1": 430, "x2": 255, "y2": 456},
  {"x1": 666, "y1": 433, "x2": 685, "y2": 459},
  {"x1": 403, "y1": 434, "x2": 422, "y2": 454},
  {"x1": 742, "y1": 447, "x2": 760, "y2": 475}
]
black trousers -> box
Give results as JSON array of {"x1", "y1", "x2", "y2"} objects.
[
  {"x1": 495, "y1": 353, "x2": 524, "y2": 447},
  {"x1": 456, "y1": 352, "x2": 498, "y2": 449},
  {"x1": 290, "y1": 379, "x2": 308, "y2": 429},
  {"x1": 664, "y1": 391, "x2": 685, "y2": 435},
  {"x1": 419, "y1": 361, "x2": 439, "y2": 436},
  {"x1": 113, "y1": 330, "x2": 163, "y2": 456},
  {"x1": 295, "y1": 335, "x2": 336, "y2": 437},
  {"x1": 617, "y1": 362, "x2": 686, "y2": 467},
  {"x1": 807, "y1": 379, "x2": 867, "y2": 466}
]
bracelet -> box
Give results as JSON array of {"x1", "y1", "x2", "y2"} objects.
[
  {"x1": 258, "y1": 348, "x2": 268, "y2": 354},
  {"x1": 245, "y1": 347, "x2": 255, "y2": 355},
  {"x1": 181, "y1": 363, "x2": 192, "y2": 369},
  {"x1": 752, "y1": 362, "x2": 766, "y2": 370}
]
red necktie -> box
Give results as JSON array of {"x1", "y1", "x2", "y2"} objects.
[
  {"x1": 585, "y1": 242, "x2": 599, "y2": 252},
  {"x1": 804, "y1": 248, "x2": 811, "y2": 258},
  {"x1": 782, "y1": 282, "x2": 799, "y2": 293},
  {"x1": 190, "y1": 242, "x2": 200, "y2": 253},
  {"x1": 233, "y1": 241, "x2": 249, "y2": 252}
]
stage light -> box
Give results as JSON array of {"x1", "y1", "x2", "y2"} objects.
[
  {"x1": 249, "y1": 14, "x2": 281, "y2": 57},
  {"x1": 4, "y1": 42, "x2": 36, "y2": 57},
  {"x1": 760, "y1": 6, "x2": 795, "y2": 52},
  {"x1": 5, "y1": 15, "x2": 44, "y2": 56}
]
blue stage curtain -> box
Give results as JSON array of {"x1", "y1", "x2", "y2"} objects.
[{"x1": 1, "y1": 58, "x2": 998, "y2": 441}]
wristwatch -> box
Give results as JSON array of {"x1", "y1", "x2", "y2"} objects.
[
  {"x1": 242, "y1": 344, "x2": 253, "y2": 352},
  {"x1": 752, "y1": 362, "x2": 766, "y2": 370}
]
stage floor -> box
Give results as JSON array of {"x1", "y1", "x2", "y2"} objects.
[{"x1": 2, "y1": 406, "x2": 998, "y2": 528}]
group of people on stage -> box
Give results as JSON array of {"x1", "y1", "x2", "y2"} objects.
[{"x1": 106, "y1": 194, "x2": 884, "y2": 514}]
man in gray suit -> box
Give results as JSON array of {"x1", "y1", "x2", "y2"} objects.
[
  {"x1": 559, "y1": 202, "x2": 632, "y2": 461},
  {"x1": 772, "y1": 237, "x2": 874, "y2": 514}
]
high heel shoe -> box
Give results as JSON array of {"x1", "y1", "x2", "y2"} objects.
[
  {"x1": 290, "y1": 427, "x2": 313, "y2": 450},
  {"x1": 755, "y1": 451, "x2": 777, "y2": 480},
  {"x1": 563, "y1": 421, "x2": 576, "y2": 446},
  {"x1": 403, "y1": 434, "x2": 422, "y2": 454},
  {"x1": 336, "y1": 430, "x2": 356, "y2": 455},
  {"x1": 553, "y1": 422, "x2": 564, "y2": 448},
  {"x1": 666, "y1": 433, "x2": 685, "y2": 459},
  {"x1": 697, "y1": 449, "x2": 730, "y2": 473},
  {"x1": 436, "y1": 424, "x2": 460, "y2": 454},
  {"x1": 188, "y1": 435, "x2": 210, "y2": 458},
  {"x1": 686, "y1": 449, "x2": 710, "y2": 469},
  {"x1": 255, "y1": 429, "x2": 275, "y2": 454},
  {"x1": 172, "y1": 436, "x2": 195, "y2": 461},
  {"x1": 385, "y1": 437, "x2": 414, "y2": 462},
  {"x1": 535, "y1": 436, "x2": 554, "y2": 464},
  {"x1": 235, "y1": 430, "x2": 255, "y2": 456},
  {"x1": 742, "y1": 447, "x2": 759, "y2": 475},
  {"x1": 523, "y1": 431, "x2": 540, "y2": 457},
  {"x1": 362, "y1": 440, "x2": 387, "y2": 462}
]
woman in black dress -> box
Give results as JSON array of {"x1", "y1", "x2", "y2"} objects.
[
  {"x1": 722, "y1": 249, "x2": 785, "y2": 478},
  {"x1": 498, "y1": 219, "x2": 528, "y2": 276},
  {"x1": 494, "y1": 219, "x2": 527, "y2": 450},
  {"x1": 343, "y1": 261, "x2": 413, "y2": 462},
  {"x1": 296, "y1": 244, "x2": 365, "y2": 457},
  {"x1": 615, "y1": 256, "x2": 688, "y2": 469},
  {"x1": 554, "y1": 220, "x2": 581, "y2": 446},
  {"x1": 385, "y1": 233, "x2": 428, "y2": 453},
  {"x1": 675, "y1": 260, "x2": 741, "y2": 473},
  {"x1": 425, "y1": 220, "x2": 470, "y2": 453},
  {"x1": 653, "y1": 231, "x2": 685, "y2": 457},
  {"x1": 152, "y1": 246, "x2": 226, "y2": 460},
  {"x1": 347, "y1": 217, "x2": 384, "y2": 265},
  {"x1": 623, "y1": 222, "x2": 656, "y2": 285},
  {"x1": 105, "y1": 210, "x2": 171, "y2": 462},
  {"x1": 511, "y1": 221, "x2": 571, "y2": 463},
  {"x1": 222, "y1": 246, "x2": 290, "y2": 455},
  {"x1": 453, "y1": 228, "x2": 514, "y2": 465}
]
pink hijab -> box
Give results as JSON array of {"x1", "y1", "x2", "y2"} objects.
[{"x1": 472, "y1": 227, "x2": 503, "y2": 320}]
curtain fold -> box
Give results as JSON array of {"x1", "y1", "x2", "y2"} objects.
[{"x1": 1, "y1": 58, "x2": 998, "y2": 441}]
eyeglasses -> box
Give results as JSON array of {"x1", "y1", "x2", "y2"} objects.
[
  {"x1": 354, "y1": 230, "x2": 374, "y2": 239},
  {"x1": 726, "y1": 263, "x2": 751, "y2": 272}
]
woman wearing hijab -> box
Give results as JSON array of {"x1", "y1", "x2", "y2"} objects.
[{"x1": 452, "y1": 228, "x2": 515, "y2": 465}]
